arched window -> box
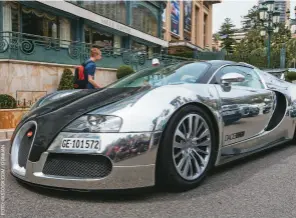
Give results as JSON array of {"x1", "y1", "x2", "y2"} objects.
[
  {"x1": 132, "y1": 4, "x2": 158, "y2": 37},
  {"x1": 21, "y1": 7, "x2": 58, "y2": 38}
]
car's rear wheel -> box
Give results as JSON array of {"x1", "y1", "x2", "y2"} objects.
[{"x1": 156, "y1": 105, "x2": 218, "y2": 192}]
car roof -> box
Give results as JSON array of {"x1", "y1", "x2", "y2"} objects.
[
  {"x1": 199, "y1": 60, "x2": 255, "y2": 68},
  {"x1": 205, "y1": 60, "x2": 237, "y2": 65},
  {"x1": 169, "y1": 60, "x2": 254, "y2": 68}
]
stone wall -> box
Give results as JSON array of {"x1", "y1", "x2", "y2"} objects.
[
  {"x1": 0, "y1": 60, "x2": 118, "y2": 100},
  {"x1": 0, "y1": 109, "x2": 29, "y2": 129}
]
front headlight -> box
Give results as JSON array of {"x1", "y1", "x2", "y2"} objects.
[{"x1": 63, "y1": 115, "x2": 123, "y2": 133}]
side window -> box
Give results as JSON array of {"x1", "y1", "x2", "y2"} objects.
[
  {"x1": 164, "y1": 62, "x2": 210, "y2": 84},
  {"x1": 211, "y1": 65, "x2": 264, "y2": 89}
]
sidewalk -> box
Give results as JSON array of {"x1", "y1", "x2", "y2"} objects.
[{"x1": 0, "y1": 129, "x2": 14, "y2": 142}]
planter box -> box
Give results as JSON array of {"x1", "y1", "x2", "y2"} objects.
[{"x1": 0, "y1": 109, "x2": 29, "y2": 129}]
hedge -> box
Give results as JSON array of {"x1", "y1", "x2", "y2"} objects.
[
  {"x1": 117, "y1": 65, "x2": 135, "y2": 79},
  {"x1": 0, "y1": 94, "x2": 17, "y2": 109}
]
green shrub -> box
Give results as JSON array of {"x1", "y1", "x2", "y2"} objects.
[
  {"x1": 170, "y1": 51, "x2": 194, "y2": 58},
  {"x1": 286, "y1": 71, "x2": 296, "y2": 82},
  {"x1": 58, "y1": 68, "x2": 74, "y2": 90},
  {"x1": 117, "y1": 65, "x2": 135, "y2": 79},
  {"x1": 0, "y1": 94, "x2": 17, "y2": 109}
]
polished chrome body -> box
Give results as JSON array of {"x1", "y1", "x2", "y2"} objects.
[
  {"x1": 10, "y1": 62, "x2": 296, "y2": 190},
  {"x1": 11, "y1": 131, "x2": 161, "y2": 189}
]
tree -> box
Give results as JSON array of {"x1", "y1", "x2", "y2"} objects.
[
  {"x1": 218, "y1": 18, "x2": 236, "y2": 53},
  {"x1": 213, "y1": 33, "x2": 220, "y2": 43},
  {"x1": 237, "y1": 29, "x2": 265, "y2": 53},
  {"x1": 271, "y1": 23, "x2": 291, "y2": 45},
  {"x1": 212, "y1": 33, "x2": 221, "y2": 51},
  {"x1": 58, "y1": 68, "x2": 74, "y2": 90},
  {"x1": 241, "y1": 5, "x2": 260, "y2": 31}
]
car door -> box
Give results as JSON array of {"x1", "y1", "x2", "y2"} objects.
[{"x1": 210, "y1": 65, "x2": 276, "y2": 146}]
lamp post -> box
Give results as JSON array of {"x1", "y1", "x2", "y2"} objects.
[{"x1": 258, "y1": 0, "x2": 280, "y2": 68}]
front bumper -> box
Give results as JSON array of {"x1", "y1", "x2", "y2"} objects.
[{"x1": 10, "y1": 129, "x2": 162, "y2": 190}]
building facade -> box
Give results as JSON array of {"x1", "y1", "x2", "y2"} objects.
[
  {"x1": 231, "y1": 31, "x2": 247, "y2": 44},
  {"x1": 162, "y1": 0, "x2": 221, "y2": 56},
  {"x1": 275, "y1": 0, "x2": 290, "y2": 23},
  {"x1": 0, "y1": 0, "x2": 171, "y2": 98},
  {"x1": 258, "y1": 0, "x2": 290, "y2": 24}
]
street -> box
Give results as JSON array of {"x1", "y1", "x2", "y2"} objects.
[{"x1": 3, "y1": 140, "x2": 296, "y2": 218}]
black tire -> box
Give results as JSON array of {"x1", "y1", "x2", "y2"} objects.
[{"x1": 155, "y1": 105, "x2": 218, "y2": 192}]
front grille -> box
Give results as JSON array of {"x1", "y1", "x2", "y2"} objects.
[
  {"x1": 42, "y1": 153, "x2": 112, "y2": 178},
  {"x1": 18, "y1": 125, "x2": 36, "y2": 169}
]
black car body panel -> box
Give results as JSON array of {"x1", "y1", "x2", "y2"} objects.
[{"x1": 11, "y1": 87, "x2": 151, "y2": 162}]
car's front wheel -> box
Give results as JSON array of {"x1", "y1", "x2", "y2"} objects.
[{"x1": 156, "y1": 105, "x2": 218, "y2": 192}]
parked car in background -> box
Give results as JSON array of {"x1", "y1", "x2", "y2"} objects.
[{"x1": 262, "y1": 68, "x2": 287, "y2": 80}]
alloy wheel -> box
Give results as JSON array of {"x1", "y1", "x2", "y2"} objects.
[{"x1": 172, "y1": 114, "x2": 212, "y2": 181}]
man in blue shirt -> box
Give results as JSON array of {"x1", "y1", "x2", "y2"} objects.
[{"x1": 85, "y1": 47, "x2": 102, "y2": 89}]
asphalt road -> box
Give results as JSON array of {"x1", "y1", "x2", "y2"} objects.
[{"x1": 3, "y1": 140, "x2": 296, "y2": 218}]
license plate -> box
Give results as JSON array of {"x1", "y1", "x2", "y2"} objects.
[{"x1": 60, "y1": 138, "x2": 101, "y2": 151}]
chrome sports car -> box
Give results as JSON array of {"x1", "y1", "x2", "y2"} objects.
[{"x1": 9, "y1": 60, "x2": 296, "y2": 192}]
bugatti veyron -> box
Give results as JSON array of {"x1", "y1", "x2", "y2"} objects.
[{"x1": 9, "y1": 60, "x2": 296, "y2": 192}]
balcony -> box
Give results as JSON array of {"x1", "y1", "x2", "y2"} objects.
[{"x1": 0, "y1": 31, "x2": 192, "y2": 70}]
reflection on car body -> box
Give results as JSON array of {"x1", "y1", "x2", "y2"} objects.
[
  {"x1": 221, "y1": 105, "x2": 242, "y2": 125},
  {"x1": 248, "y1": 104, "x2": 260, "y2": 117},
  {"x1": 239, "y1": 104, "x2": 250, "y2": 117}
]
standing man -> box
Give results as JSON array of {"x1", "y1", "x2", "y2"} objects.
[{"x1": 85, "y1": 47, "x2": 102, "y2": 89}]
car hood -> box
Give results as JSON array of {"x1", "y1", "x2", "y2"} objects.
[
  {"x1": 12, "y1": 86, "x2": 152, "y2": 162},
  {"x1": 25, "y1": 89, "x2": 97, "y2": 118}
]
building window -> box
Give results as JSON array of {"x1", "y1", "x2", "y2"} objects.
[
  {"x1": 81, "y1": 1, "x2": 127, "y2": 24},
  {"x1": 113, "y1": 35, "x2": 121, "y2": 54},
  {"x1": 84, "y1": 26, "x2": 121, "y2": 50},
  {"x1": 132, "y1": 4, "x2": 158, "y2": 37},
  {"x1": 22, "y1": 7, "x2": 58, "y2": 38},
  {"x1": 204, "y1": 14, "x2": 207, "y2": 48},
  {"x1": 195, "y1": 6, "x2": 199, "y2": 44},
  {"x1": 132, "y1": 41, "x2": 154, "y2": 59},
  {"x1": 132, "y1": 41, "x2": 147, "y2": 52},
  {"x1": 2, "y1": 2, "x2": 72, "y2": 48}
]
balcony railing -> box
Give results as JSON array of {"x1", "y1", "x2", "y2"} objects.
[{"x1": 0, "y1": 31, "x2": 195, "y2": 69}]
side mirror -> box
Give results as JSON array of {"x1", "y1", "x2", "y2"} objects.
[{"x1": 220, "y1": 73, "x2": 245, "y2": 92}]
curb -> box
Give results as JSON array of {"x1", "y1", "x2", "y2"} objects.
[{"x1": 0, "y1": 129, "x2": 14, "y2": 141}]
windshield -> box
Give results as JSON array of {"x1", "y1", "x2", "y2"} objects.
[{"x1": 108, "y1": 62, "x2": 210, "y2": 88}]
